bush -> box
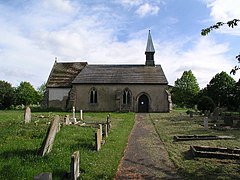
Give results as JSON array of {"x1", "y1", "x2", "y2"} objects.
[{"x1": 197, "y1": 96, "x2": 215, "y2": 113}]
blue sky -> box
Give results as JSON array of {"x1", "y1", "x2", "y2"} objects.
[{"x1": 0, "y1": 0, "x2": 239, "y2": 88}]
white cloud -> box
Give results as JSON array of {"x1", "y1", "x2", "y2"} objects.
[
  {"x1": 135, "y1": 3, "x2": 160, "y2": 17},
  {"x1": 156, "y1": 36, "x2": 237, "y2": 88},
  {"x1": 203, "y1": 0, "x2": 240, "y2": 35},
  {"x1": 116, "y1": 0, "x2": 161, "y2": 17},
  {"x1": 116, "y1": 0, "x2": 143, "y2": 7},
  {"x1": 205, "y1": 0, "x2": 240, "y2": 21},
  {"x1": 42, "y1": 0, "x2": 75, "y2": 13}
]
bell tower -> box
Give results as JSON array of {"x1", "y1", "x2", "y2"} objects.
[{"x1": 145, "y1": 30, "x2": 155, "y2": 66}]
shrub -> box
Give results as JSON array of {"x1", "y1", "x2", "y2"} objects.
[{"x1": 197, "y1": 96, "x2": 215, "y2": 113}]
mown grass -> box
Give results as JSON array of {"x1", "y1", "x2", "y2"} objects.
[
  {"x1": 0, "y1": 110, "x2": 135, "y2": 179},
  {"x1": 150, "y1": 111, "x2": 240, "y2": 180}
]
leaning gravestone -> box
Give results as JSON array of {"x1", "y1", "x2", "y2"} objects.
[
  {"x1": 38, "y1": 115, "x2": 60, "y2": 156},
  {"x1": 24, "y1": 106, "x2": 31, "y2": 123},
  {"x1": 71, "y1": 151, "x2": 80, "y2": 180}
]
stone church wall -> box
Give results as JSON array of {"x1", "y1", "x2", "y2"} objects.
[
  {"x1": 73, "y1": 84, "x2": 170, "y2": 112},
  {"x1": 48, "y1": 88, "x2": 71, "y2": 110}
]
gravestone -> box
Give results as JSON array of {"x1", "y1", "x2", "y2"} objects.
[
  {"x1": 34, "y1": 172, "x2": 52, "y2": 180},
  {"x1": 189, "y1": 111, "x2": 193, "y2": 118},
  {"x1": 24, "y1": 106, "x2": 31, "y2": 123},
  {"x1": 204, "y1": 117, "x2": 208, "y2": 130},
  {"x1": 80, "y1": 109, "x2": 83, "y2": 120},
  {"x1": 64, "y1": 115, "x2": 70, "y2": 125},
  {"x1": 213, "y1": 107, "x2": 220, "y2": 121},
  {"x1": 71, "y1": 151, "x2": 80, "y2": 180},
  {"x1": 70, "y1": 106, "x2": 77, "y2": 124},
  {"x1": 95, "y1": 128, "x2": 101, "y2": 151},
  {"x1": 106, "y1": 114, "x2": 111, "y2": 133},
  {"x1": 104, "y1": 124, "x2": 108, "y2": 138},
  {"x1": 38, "y1": 115, "x2": 60, "y2": 156},
  {"x1": 99, "y1": 124, "x2": 102, "y2": 142}
]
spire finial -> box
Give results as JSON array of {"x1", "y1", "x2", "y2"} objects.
[{"x1": 145, "y1": 30, "x2": 155, "y2": 53}]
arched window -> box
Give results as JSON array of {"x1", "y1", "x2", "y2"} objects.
[
  {"x1": 90, "y1": 88, "x2": 98, "y2": 103},
  {"x1": 123, "y1": 89, "x2": 131, "y2": 105}
]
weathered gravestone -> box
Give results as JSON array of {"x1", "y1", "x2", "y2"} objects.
[
  {"x1": 34, "y1": 172, "x2": 52, "y2": 180},
  {"x1": 104, "y1": 124, "x2": 108, "y2": 138},
  {"x1": 106, "y1": 114, "x2": 111, "y2": 133},
  {"x1": 24, "y1": 106, "x2": 31, "y2": 123},
  {"x1": 99, "y1": 124, "x2": 103, "y2": 142},
  {"x1": 38, "y1": 115, "x2": 60, "y2": 156},
  {"x1": 204, "y1": 117, "x2": 208, "y2": 130},
  {"x1": 64, "y1": 115, "x2": 70, "y2": 125},
  {"x1": 70, "y1": 106, "x2": 77, "y2": 124},
  {"x1": 80, "y1": 109, "x2": 83, "y2": 120},
  {"x1": 70, "y1": 151, "x2": 80, "y2": 180},
  {"x1": 95, "y1": 128, "x2": 101, "y2": 151}
]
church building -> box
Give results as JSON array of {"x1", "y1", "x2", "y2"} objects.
[{"x1": 45, "y1": 31, "x2": 171, "y2": 112}]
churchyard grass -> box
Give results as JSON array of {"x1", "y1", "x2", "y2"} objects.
[
  {"x1": 0, "y1": 110, "x2": 135, "y2": 179},
  {"x1": 151, "y1": 111, "x2": 240, "y2": 180}
]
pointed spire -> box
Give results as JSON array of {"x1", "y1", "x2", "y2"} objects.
[
  {"x1": 145, "y1": 30, "x2": 155, "y2": 53},
  {"x1": 145, "y1": 30, "x2": 155, "y2": 66}
]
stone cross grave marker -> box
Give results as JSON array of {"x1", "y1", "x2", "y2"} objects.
[
  {"x1": 70, "y1": 106, "x2": 77, "y2": 124},
  {"x1": 38, "y1": 115, "x2": 60, "y2": 156},
  {"x1": 70, "y1": 151, "x2": 80, "y2": 180},
  {"x1": 24, "y1": 106, "x2": 31, "y2": 123}
]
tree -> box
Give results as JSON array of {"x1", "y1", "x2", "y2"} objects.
[
  {"x1": 201, "y1": 19, "x2": 240, "y2": 74},
  {"x1": 203, "y1": 71, "x2": 236, "y2": 109},
  {"x1": 0, "y1": 80, "x2": 15, "y2": 109},
  {"x1": 15, "y1": 81, "x2": 39, "y2": 106},
  {"x1": 171, "y1": 70, "x2": 200, "y2": 108},
  {"x1": 37, "y1": 82, "x2": 46, "y2": 103}
]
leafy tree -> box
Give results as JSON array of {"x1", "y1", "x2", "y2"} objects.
[
  {"x1": 171, "y1": 70, "x2": 200, "y2": 108},
  {"x1": 37, "y1": 82, "x2": 46, "y2": 103},
  {"x1": 0, "y1": 80, "x2": 15, "y2": 109},
  {"x1": 15, "y1": 81, "x2": 39, "y2": 106},
  {"x1": 203, "y1": 71, "x2": 236, "y2": 109},
  {"x1": 201, "y1": 19, "x2": 240, "y2": 74},
  {"x1": 197, "y1": 96, "x2": 215, "y2": 113}
]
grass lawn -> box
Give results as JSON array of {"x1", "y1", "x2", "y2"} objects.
[
  {"x1": 0, "y1": 110, "x2": 135, "y2": 179},
  {"x1": 151, "y1": 111, "x2": 240, "y2": 180}
]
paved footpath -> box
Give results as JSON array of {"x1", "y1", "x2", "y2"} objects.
[{"x1": 115, "y1": 113, "x2": 180, "y2": 180}]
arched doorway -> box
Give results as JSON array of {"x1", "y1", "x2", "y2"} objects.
[{"x1": 138, "y1": 94, "x2": 149, "y2": 113}]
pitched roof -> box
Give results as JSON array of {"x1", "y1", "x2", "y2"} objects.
[
  {"x1": 46, "y1": 61, "x2": 87, "y2": 88},
  {"x1": 72, "y1": 65, "x2": 168, "y2": 84}
]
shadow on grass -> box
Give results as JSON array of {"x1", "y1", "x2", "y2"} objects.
[
  {"x1": 179, "y1": 150, "x2": 240, "y2": 179},
  {"x1": 177, "y1": 165, "x2": 240, "y2": 180},
  {"x1": 0, "y1": 148, "x2": 38, "y2": 160},
  {"x1": 70, "y1": 141, "x2": 95, "y2": 151}
]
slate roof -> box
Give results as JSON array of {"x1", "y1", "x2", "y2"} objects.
[
  {"x1": 46, "y1": 61, "x2": 87, "y2": 88},
  {"x1": 72, "y1": 65, "x2": 168, "y2": 84}
]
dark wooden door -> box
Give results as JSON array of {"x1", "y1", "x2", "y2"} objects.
[{"x1": 138, "y1": 94, "x2": 149, "y2": 113}]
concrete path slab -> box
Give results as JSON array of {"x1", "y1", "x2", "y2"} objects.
[{"x1": 115, "y1": 113, "x2": 180, "y2": 179}]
